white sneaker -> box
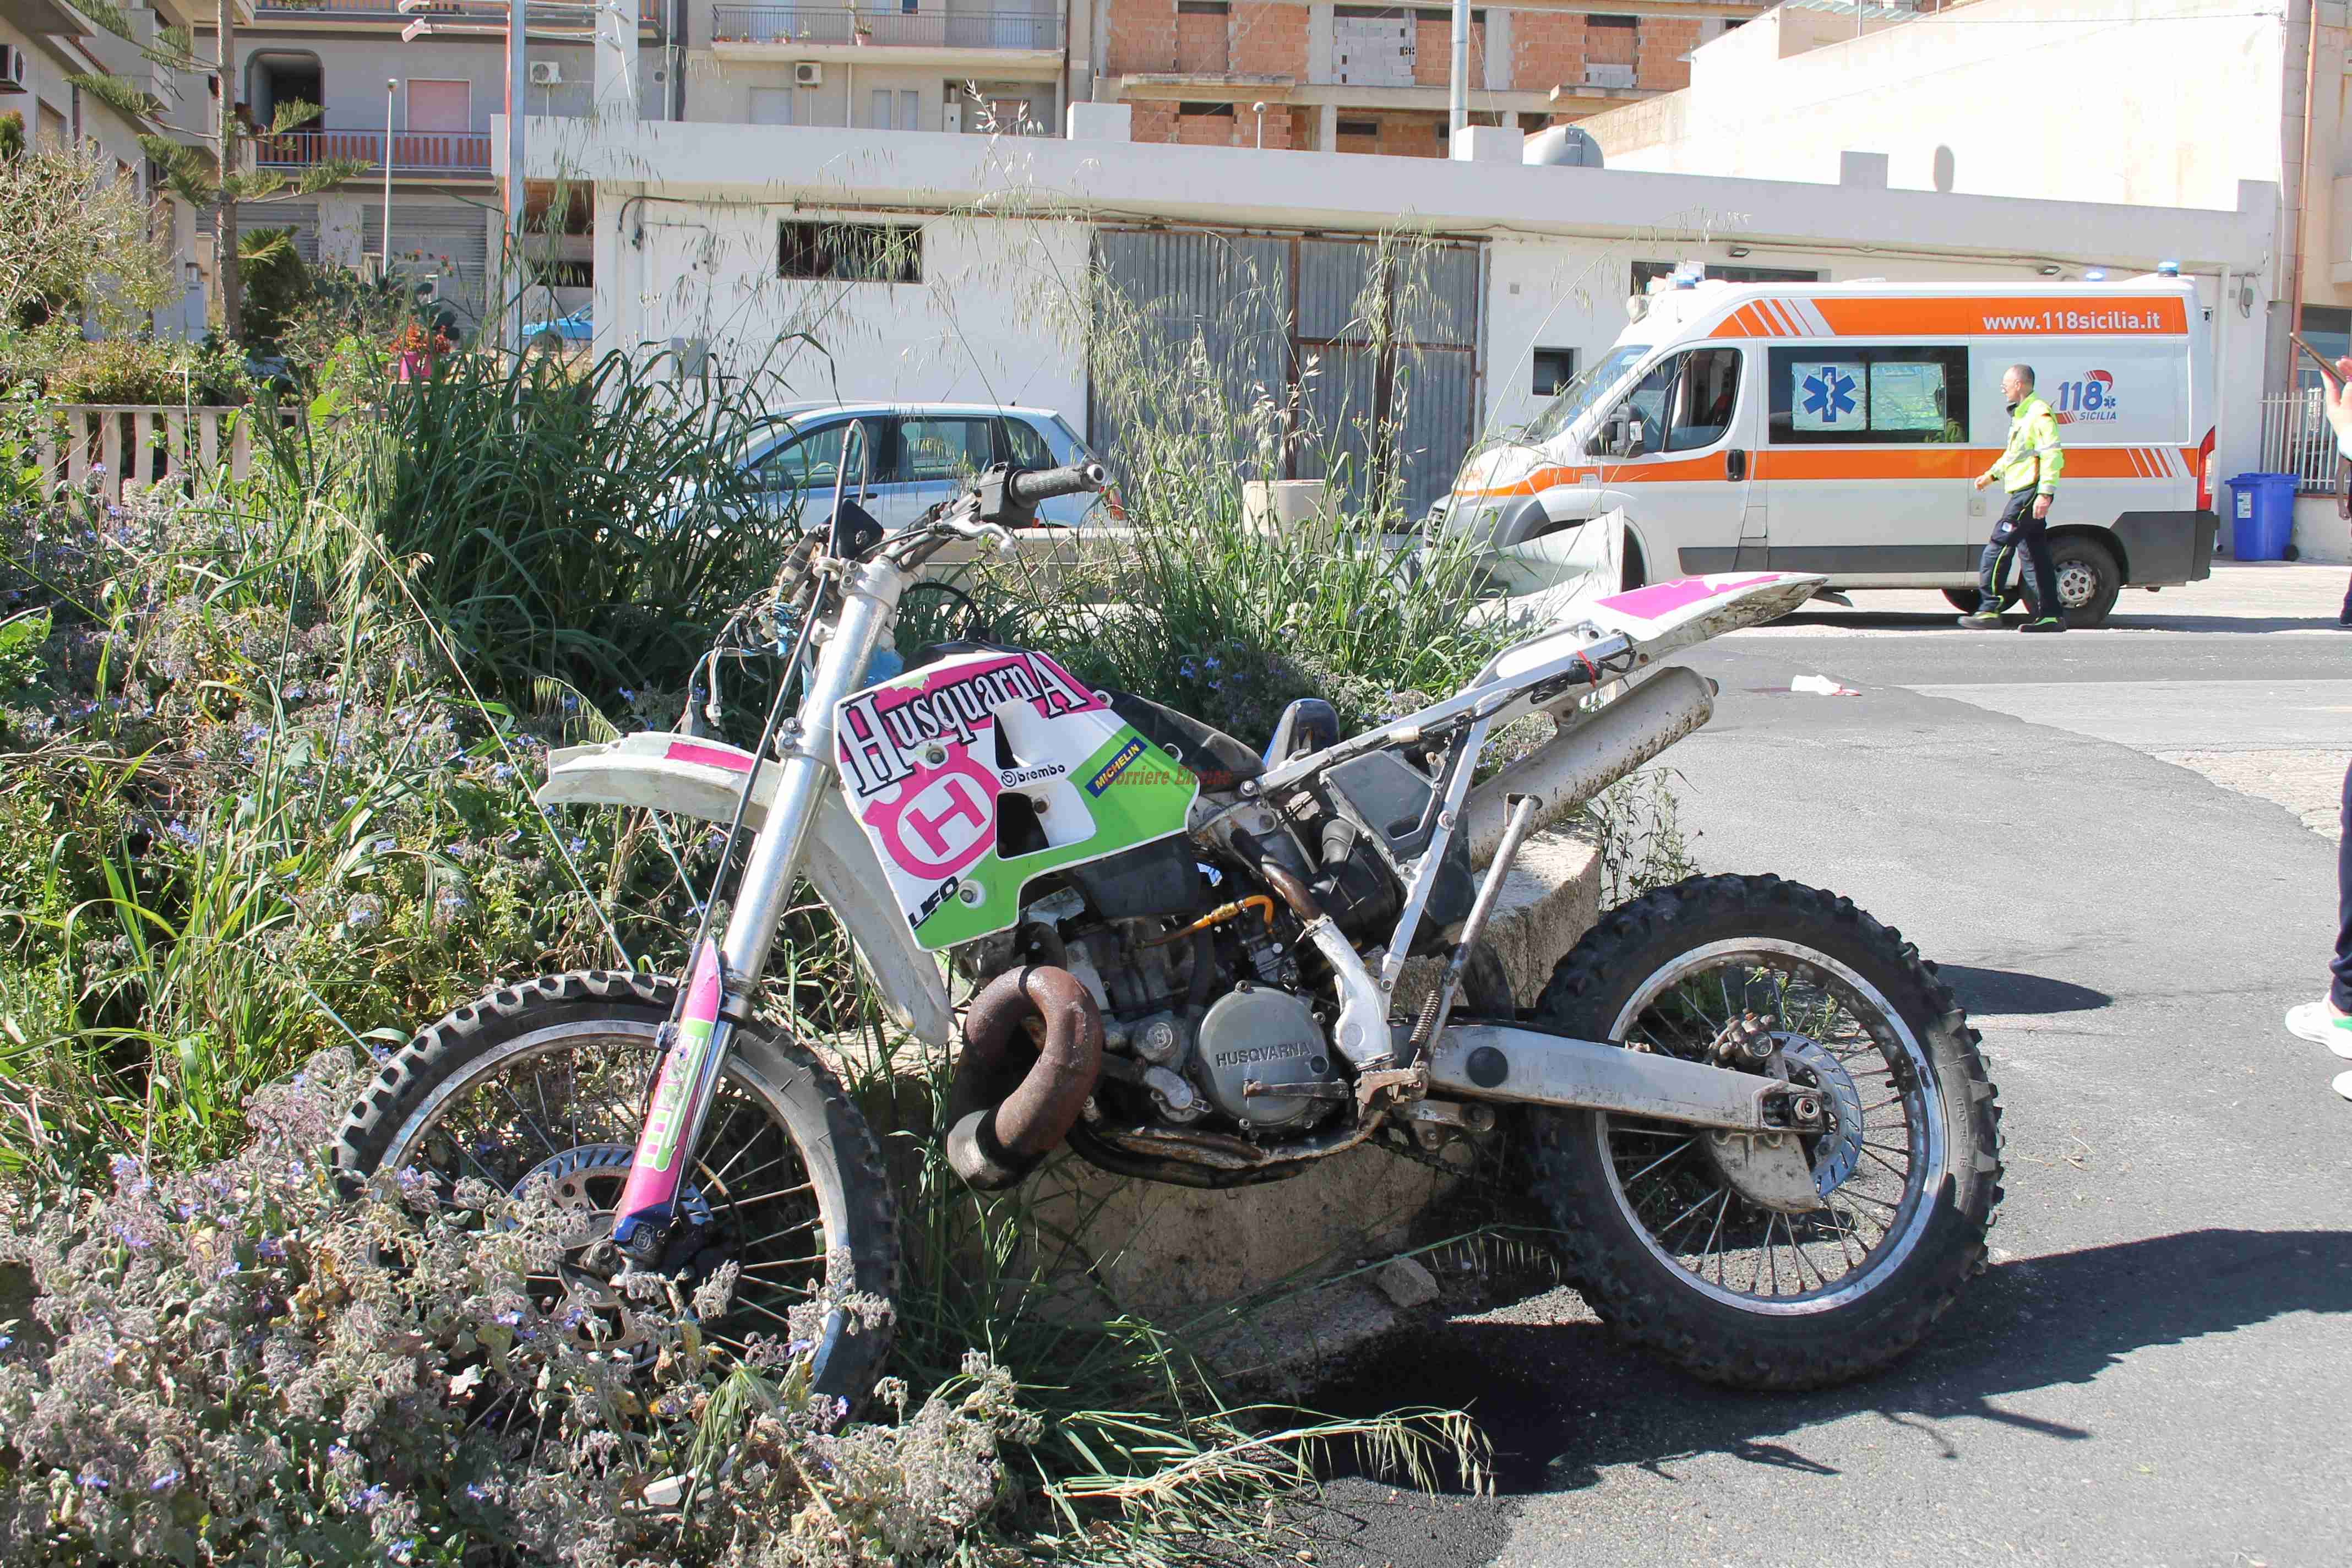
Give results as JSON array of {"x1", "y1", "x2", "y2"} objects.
[
  {"x1": 2335, "y1": 1069, "x2": 2352, "y2": 1103},
  {"x1": 2285, "y1": 1000, "x2": 2352, "y2": 1059}
]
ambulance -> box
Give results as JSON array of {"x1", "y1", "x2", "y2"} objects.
[{"x1": 1438, "y1": 277, "x2": 2218, "y2": 625}]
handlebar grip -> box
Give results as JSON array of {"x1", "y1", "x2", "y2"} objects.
[{"x1": 1005, "y1": 461, "x2": 1107, "y2": 507}]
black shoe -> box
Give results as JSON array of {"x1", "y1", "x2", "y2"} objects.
[{"x1": 2019, "y1": 617, "x2": 2067, "y2": 634}]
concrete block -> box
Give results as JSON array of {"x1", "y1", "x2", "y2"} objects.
[
  {"x1": 1027, "y1": 833, "x2": 1600, "y2": 1385},
  {"x1": 1068, "y1": 102, "x2": 1134, "y2": 141},
  {"x1": 1450, "y1": 124, "x2": 1520, "y2": 163}
]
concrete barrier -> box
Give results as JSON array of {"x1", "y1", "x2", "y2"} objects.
[{"x1": 1025, "y1": 831, "x2": 1602, "y2": 1392}]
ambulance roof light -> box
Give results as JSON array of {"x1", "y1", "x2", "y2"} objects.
[{"x1": 2157, "y1": 259, "x2": 2181, "y2": 276}]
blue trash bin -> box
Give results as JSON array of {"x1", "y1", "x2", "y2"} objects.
[{"x1": 2223, "y1": 472, "x2": 2297, "y2": 561}]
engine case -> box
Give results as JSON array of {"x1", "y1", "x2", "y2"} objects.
[{"x1": 1194, "y1": 985, "x2": 1336, "y2": 1131}]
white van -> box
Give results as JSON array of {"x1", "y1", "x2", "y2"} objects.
[{"x1": 1439, "y1": 278, "x2": 2217, "y2": 625}]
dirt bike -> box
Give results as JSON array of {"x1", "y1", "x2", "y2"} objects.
[{"x1": 335, "y1": 454, "x2": 2002, "y2": 1401}]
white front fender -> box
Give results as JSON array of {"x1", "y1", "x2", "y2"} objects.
[{"x1": 537, "y1": 732, "x2": 956, "y2": 1047}]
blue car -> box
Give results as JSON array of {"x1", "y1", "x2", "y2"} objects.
[{"x1": 522, "y1": 308, "x2": 592, "y2": 346}]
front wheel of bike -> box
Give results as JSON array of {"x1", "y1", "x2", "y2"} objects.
[
  {"x1": 334, "y1": 970, "x2": 899, "y2": 1402},
  {"x1": 1527, "y1": 874, "x2": 2002, "y2": 1391}
]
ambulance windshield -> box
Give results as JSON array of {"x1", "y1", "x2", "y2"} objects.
[{"x1": 1525, "y1": 345, "x2": 1650, "y2": 444}]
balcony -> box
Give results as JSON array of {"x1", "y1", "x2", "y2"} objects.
[
  {"x1": 251, "y1": 0, "x2": 665, "y2": 27},
  {"x1": 710, "y1": 6, "x2": 1063, "y2": 65},
  {"x1": 251, "y1": 127, "x2": 494, "y2": 178}
]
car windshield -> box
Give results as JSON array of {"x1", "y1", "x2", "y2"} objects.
[{"x1": 1524, "y1": 345, "x2": 1651, "y2": 444}]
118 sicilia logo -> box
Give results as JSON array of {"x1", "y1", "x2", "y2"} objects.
[{"x1": 2052, "y1": 369, "x2": 2119, "y2": 423}]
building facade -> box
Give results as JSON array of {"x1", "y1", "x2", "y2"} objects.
[
  {"x1": 4, "y1": 0, "x2": 207, "y2": 339},
  {"x1": 1579, "y1": 0, "x2": 2352, "y2": 556},
  {"x1": 535, "y1": 110, "x2": 2270, "y2": 518}
]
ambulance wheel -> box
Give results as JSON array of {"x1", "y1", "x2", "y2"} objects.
[{"x1": 2047, "y1": 536, "x2": 2120, "y2": 628}]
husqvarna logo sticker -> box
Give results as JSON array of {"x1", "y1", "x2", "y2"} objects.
[{"x1": 835, "y1": 651, "x2": 1100, "y2": 801}]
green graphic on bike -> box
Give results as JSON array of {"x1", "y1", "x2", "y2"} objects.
[{"x1": 833, "y1": 649, "x2": 1196, "y2": 950}]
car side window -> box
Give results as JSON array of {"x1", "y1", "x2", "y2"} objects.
[
  {"x1": 999, "y1": 417, "x2": 1055, "y2": 469},
  {"x1": 1666, "y1": 348, "x2": 1741, "y2": 452},
  {"x1": 746, "y1": 421, "x2": 847, "y2": 492},
  {"x1": 894, "y1": 417, "x2": 994, "y2": 483}
]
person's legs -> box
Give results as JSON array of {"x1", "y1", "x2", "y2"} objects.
[
  {"x1": 1974, "y1": 538, "x2": 2008, "y2": 613},
  {"x1": 2018, "y1": 518, "x2": 2065, "y2": 624},
  {"x1": 2289, "y1": 758, "x2": 2352, "y2": 1060},
  {"x1": 2334, "y1": 758, "x2": 2352, "y2": 1015},
  {"x1": 2339, "y1": 567, "x2": 2350, "y2": 626}
]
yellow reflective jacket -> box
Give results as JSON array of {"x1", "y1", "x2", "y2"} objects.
[{"x1": 1983, "y1": 393, "x2": 2063, "y2": 496}]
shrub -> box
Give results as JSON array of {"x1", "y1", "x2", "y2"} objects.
[{"x1": 0, "y1": 1053, "x2": 1038, "y2": 1568}]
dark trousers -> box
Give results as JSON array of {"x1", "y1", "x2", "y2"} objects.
[
  {"x1": 2335, "y1": 759, "x2": 2352, "y2": 1012},
  {"x1": 1978, "y1": 489, "x2": 2061, "y2": 617}
]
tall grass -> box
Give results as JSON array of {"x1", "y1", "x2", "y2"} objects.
[{"x1": 0, "y1": 239, "x2": 1521, "y2": 1557}]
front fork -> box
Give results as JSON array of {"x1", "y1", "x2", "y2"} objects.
[{"x1": 609, "y1": 559, "x2": 906, "y2": 1255}]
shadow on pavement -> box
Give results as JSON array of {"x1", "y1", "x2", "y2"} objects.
[
  {"x1": 1935, "y1": 965, "x2": 2111, "y2": 1014},
  {"x1": 1310, "y1": 1227, "x2": 2352, "y2": 1499}
]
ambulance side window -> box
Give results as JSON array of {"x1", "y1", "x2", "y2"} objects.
[
  {"x1": 1604, "y1": 355, "x2": 1685, "y2": 456},
  {"x1": 1767, "y1": 346, "x2": 1970, "y2": 445},
  {"x1": 1666, "y1": 348, "x2": 1741, "y2": 451}
]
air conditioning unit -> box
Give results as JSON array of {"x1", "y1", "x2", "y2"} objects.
[
  {"x1": 794, "y1": 62, "x2": 823, "y2": 88},
  {"x1": 1, "y1": 46, "x2": 26, "y2": 91},
  {"x1": 529, "y1": 61, "x2": 564, "y2": 86}
]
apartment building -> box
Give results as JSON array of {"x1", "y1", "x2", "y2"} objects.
[
  {"x1": 1092, "y1": 0, "x2": 1760, "y2": 155},
  {"x1": 4, "y1": 0, "x2": 207, "y2": 336}
]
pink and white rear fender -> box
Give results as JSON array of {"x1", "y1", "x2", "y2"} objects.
[{"x1": 535, "y1": 733, "x2": 956, "y2": 1047}]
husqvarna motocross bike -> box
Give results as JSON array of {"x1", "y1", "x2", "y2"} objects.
[{"x1": 335, "y1": 457, "x2": 2002, "y2": 1403}]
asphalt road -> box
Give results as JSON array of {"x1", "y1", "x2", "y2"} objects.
[{"x1": 1287, "y1": 581, "x2": 2352, "y2": 1568}]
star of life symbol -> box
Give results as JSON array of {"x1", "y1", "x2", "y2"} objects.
[{"x1": 1801, "y1": 366, "x2": 1858, "y2": 424}]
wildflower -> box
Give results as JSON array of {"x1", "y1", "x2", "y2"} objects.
[
  {"x1": 149, "y1": 1467, "x2": 183, "y2": 1492},
  {"x1": 344, "y1": 895, "x2": 384, "y2": 934},
  {"x1": 77, "y1": 1469, "x2": 108, "y2": 1491},
  {"x1": 257, "y1": 1234, "x2": 287, "y2": 1261}
]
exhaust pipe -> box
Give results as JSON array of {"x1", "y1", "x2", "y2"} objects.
[
  {"x1": 946, "y1": 966, "x2": 1104, "y2": 1191},
  {"x1": 1463, "y1": 666, "x2": 1713, "y2": 868}
]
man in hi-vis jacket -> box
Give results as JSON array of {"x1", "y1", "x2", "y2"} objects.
[{"x1": 1959, "y1": 364, "x2": 2068, "y2": 633}]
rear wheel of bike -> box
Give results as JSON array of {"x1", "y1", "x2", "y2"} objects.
[
  {"x1": 1527, "y1": 875, "x2": 2001, "y2": 1390},
  {"x1": 334, "y1": 970, "x2": 898, "y2": 1402}
]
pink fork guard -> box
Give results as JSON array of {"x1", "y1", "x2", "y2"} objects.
[{"x1": 613, "y1": 939, "x2": 727, "y2": 1237}]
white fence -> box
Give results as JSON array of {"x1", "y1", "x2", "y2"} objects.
[
  {"x1": 32, "y1": 405, "x2": 255, "y2": 507},
  {"x1": 2258, "y1": 387, "x2": 2343, "y2": 494}
]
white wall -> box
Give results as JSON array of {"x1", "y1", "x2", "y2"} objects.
[
  {"x1": 1600, "y1": 0, "x2": 2288, "y2": 220},
  {"x1": 595, "y1": 189, "x2": 1092, "y2": 414}
]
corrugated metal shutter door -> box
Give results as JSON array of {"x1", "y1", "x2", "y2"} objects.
[
  {"x1": 1090, "y1": 230, "x2": 1480, "y2": 520},
  {"x1": 1088, "y1": 229, "x2": 1292, "y2": 475},
  {"x1": 236, "y1": 202, "x2": 320, "y2": 263},
  {"x1": 363, "y1": 203, "x2": 493, "y2": 328}
]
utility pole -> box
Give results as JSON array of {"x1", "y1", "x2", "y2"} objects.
[
  {"x1": 1447, "y1": 0, "x2": 1468, "y2": 135},
  {"x1": 505, "y1": 0, "x2": 526, "y2": 354},
  {"x1": 382, "y1": 78, "x2": 396, "y2": 278}
]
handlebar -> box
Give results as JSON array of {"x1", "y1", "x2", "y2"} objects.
[{"x1": 1005, "y1": 461, "x2": 1107, "y2": 507}]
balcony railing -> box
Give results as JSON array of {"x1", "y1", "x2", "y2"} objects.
[
  {"x1": 252, "y1": 128, "x2": 494, "y2": 176},
  {"x1": 253, "y1": 0, "x2": 663, "y2": 25},
  {"x1": 710, "y1": 6, "x2": 1063, "y2": 50}
]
